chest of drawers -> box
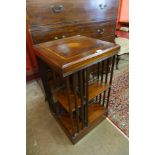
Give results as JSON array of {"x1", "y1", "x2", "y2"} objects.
[{"x1": 27, "y1": 0, "x2": 119, "y2": 44}]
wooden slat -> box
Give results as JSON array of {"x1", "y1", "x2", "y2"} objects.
[
  {"x1": 73, "y1": 73, "x2": 80, "y2": 132},
  {"x1": 79, "y1": 70, "x2": 85, "y2": 129},
  {"x1": 53, "y1": 81, "x2": 109, "y2": 112},
  {"x1": 66, "y1": 76, "x2": 76, "y2": 135},
  {"x1": 106, "y1": 56, "x2": 116, "y2": 109},
  {"x1": 85, "y1": 68, "x2": 89, "y2": 126},
  {"x1": 103, "y1": 58, "x2": 110, "y2": 105}
]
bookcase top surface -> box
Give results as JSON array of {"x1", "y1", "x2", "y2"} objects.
[{"x1": 34, "y1": 35, "x2": 120, "y2": 76}]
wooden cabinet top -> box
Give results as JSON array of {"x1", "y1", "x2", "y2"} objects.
[{"x1": 33, "y1": 35, "x2": 120, "y2": 77}]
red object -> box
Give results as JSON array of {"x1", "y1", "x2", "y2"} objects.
[
  {"x1": 119, "y1": 0, "x2": 129, "y2": 23},
  {"x1": 26, "y1": 21, "x2": 39, "y2": 81},
  {"x1": 117, "y1": 0, "x2": 129, "y2": 29}
]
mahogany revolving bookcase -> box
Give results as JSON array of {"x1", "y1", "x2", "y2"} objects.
[{"x1": 33, "y1": 35, "x2": 120, "y2": 144}]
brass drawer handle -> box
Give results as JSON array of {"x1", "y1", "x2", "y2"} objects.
[
  {"x1": 97, "y1": 29, "x2": 104, "y2": 34},
  {"x1": 50, "y1": 5, "x2": 64, "y2": 13},
  {"x1": 99, "y1": 4, "x2": 107, "y2": 9}
]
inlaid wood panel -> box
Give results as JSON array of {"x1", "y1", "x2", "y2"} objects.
[{"x1": 34, "y1": 35, "x2": 120, "y2": 77}]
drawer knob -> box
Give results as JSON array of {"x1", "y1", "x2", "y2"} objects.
[
  {"x1": 50, "y1": 5, "x2": 64, "y2": 13},
  {"x1": 97, "y1": 29, "x2": 104, "y2": 34},
  {"x1": 62, "y1": 35, "x2": 66, "y2": 38}
]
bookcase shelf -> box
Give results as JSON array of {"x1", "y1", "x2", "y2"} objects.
[
  {"x1": 53, "y1": 89, "x2": 81, "y2": 112},
  {"x1": 88, "y1": 104, "x2": 107, "y2": 123},
  {"x1": 53, "y1": 81, "x2": 109, "y2": 112},
  {"x1": 88, "y1": 82, "x2": 109, "y2": 101},
  {"x1": 57, "y1": 103, "x2": 107, "y2": 136}
]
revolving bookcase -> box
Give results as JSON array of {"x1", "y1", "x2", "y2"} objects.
[{"x1": 33, "y1": 35, "x2": 120, "y2": 144}]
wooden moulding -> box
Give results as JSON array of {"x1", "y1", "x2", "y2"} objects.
[
  {"x1": 53, "y1": 81, "x2": 109, "y2": 112},
  {"x1": 55, "y1": 104, "x2": 107, "y2": 144}
]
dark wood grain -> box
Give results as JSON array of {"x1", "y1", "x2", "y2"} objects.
[
  {"x1": 26, "y1": 0, "x2": 119, "y2": 44},
  {"x1": 30, "y1": 20, "x2": 116, "y2": 44},
  {"x1": 27, "y1": 0, "x2": 119, "y2": 27}
]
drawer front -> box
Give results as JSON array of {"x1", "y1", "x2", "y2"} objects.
[
  {"x1": 27, "y1": 0, "x2": 119, "y2": 27},
  {"x1": 79, "y1": 21, "x2": 116, "y2": 39},
  {"x1": 100, "y1": 35, "x2": 115, "y2": 43},
  {"x1": 31, "y1": 21, "x2": 116, "y2": 44}
]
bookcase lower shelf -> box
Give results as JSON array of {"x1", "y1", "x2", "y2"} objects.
[{"x1": 55, "y1": 104, "x2": 107, "y2": 144}]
